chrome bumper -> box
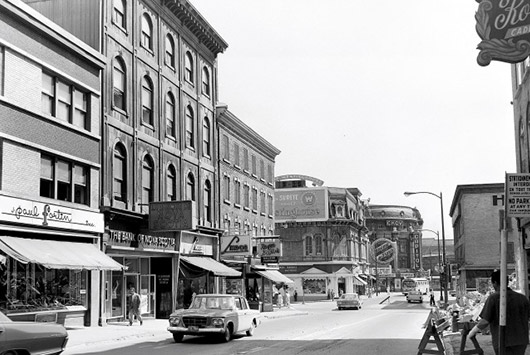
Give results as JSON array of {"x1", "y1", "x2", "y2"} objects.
[{"x1": 167, "y1": 326, "x2": 225, "y2": 334}]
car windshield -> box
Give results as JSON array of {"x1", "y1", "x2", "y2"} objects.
[
  {"x1": 340, "y1": 294, "x2": 358, "y2": 300},
  {"x1": 190, "y1": 296, "x2": 234, "y2": 310}
]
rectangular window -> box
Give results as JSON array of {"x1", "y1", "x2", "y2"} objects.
[
  {"x1": 57, "y1": 159, "x2": 71, "y2": 201},
  {"x1": 268, "y1": 195, "x2": 273, "y2": 215},
  {"x1": 223, "y1": 176, "x2": 230, "y2": 201},
  {"x1": 73, "y1": 90, "x2": 87, "y2": 129},
  {"x1": 267, "y1": 165, "x2": 273, "y2": 183},
  {"x1": 243, "y1": 148, "x2": 249, "y2": 170},
  {"x1": 40, "y1": 154, "x2": 89, "y2": 205},
  {"x1": 234, "y1": 143, "x2": 240, "y2": 166},
  {"x1": 42, "y1": 73, "x2": 90, "y2": 131},
  {"x1": 260, "y1": 192, "x2": 266, "y2": 213},
  {"x1": 252, "y1": 188, "x2": 258, "y2": 210},
  {"x1": 74, "y1": 165, "x2": 88, "y2": 204},
  {"x1": 251, "y1": 155, "x2": 257, "y2": 175},
  {"x1": 57, "y1": 81, "x2": 71, "y2": 122},
  {"x1": 41, "y1": 73, "x2": 54, "y2": 116},
  {"x1": 244, "y1": 185, "x2": 250, "y2": 208},
  {"x1": 234, "y1": 180, "x2": 241, "y2": 204},
  {"x1": 223, "y1": 135, "x2": 229, "y2": 160},
  {"x1": 40, "y1": 155, "x2": 54, "y2": 198},
  {"x1": 142, "y1": 85, "x2": 153, "y2": 125}
]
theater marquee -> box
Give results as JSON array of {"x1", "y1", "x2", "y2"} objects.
[{"x1": 476, "y1": 0, "x2": 530, "y2": 66}]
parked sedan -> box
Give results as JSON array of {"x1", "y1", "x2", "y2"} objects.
[
  {"x1": 168, "y1": 294, "x2": 261, "y2": 343},
  {"x1": 0, "y1": 310, "x2": 68, "y2": 355},
  {"x1": 406, "y1": 290, "x2": 424, "y2": 303},
  {"x1": 337, "y1": 293, "x2": 362, "y2": 310}
]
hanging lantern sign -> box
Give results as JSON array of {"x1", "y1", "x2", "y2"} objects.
[{"x1": 475, "y1": 0, "x2": 530, "y2": 66}]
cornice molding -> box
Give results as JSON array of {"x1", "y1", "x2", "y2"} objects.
[{"x1": 165, "y1": 0, "x2": 228, "y2": 55}]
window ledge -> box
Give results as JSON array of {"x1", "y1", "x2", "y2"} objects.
[
  {"x1": 260, "y1": 212, "x2": 266, "y2": 217},
  {"x1": 223, "y1": 199, "x2": 231, "y2": 205},
  {"x1": 234, "y1": 165, "x2": 241, "y2": 170},
  {"x1": 243, "y1": 207, "x2": 250, "y2": 212},
  {"x1": 268, "y1": 214, "x2": 273, "y2": 219},
  {"x1": 234, "y1": 203, "x2": 241, "y2": 209},
  {"x1": 252, "y1": 209, "x2": 258, "y2": 214},
  {"x1": 223, "y1": 158, "x2": 231, "y2": 164}
]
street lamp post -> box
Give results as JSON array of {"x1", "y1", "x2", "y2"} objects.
[
  {"x1": 404, "y1": 191, "x2": 448, "y2": 308},
  {"x1": 418, "y1": 228, "x2": 442, "y2": 301}
]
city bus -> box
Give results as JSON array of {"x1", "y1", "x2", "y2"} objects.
[{"x1": 402, "y1": 277, "x2": 430, "y2": 295}]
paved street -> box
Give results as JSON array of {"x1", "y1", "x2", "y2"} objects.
[{"x1": 62, "y1": 293, "x2": 436, "y2": 355}]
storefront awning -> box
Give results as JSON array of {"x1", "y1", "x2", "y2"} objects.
[
  {"x1": 180, "y1": 256, "x2": 241, "y2": 277},
  {"x1": 255, "y1": 269, "x2": 294, "y2": 284},
  {"x1": 353, "y1": 275, "x2": 368, "y2": 286},
  {"x1": 0, "y1": 236, "x2": 124, "y2": 271}
]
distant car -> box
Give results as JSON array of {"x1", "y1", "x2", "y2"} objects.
[
  {"x1": 0, "y1": 310, "x2": 68, "y2": 355},
  {"x1": 167, "y1": 294, "x2": 261, "y2": 343},
  {"x1": 406, "y1": 290, "x2": 424, "y2": 303},
  {"x1": 337, "y1": 293, "x2": 362, "y2": 310}
]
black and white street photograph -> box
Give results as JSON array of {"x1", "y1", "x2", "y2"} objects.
[{"x1": 0, "y1": 0, "x2": 528, "y2": 354}]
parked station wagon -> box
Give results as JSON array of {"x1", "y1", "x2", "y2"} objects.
[{"x1": 167, "y1": 294, "x2": 261, "y2": 343}]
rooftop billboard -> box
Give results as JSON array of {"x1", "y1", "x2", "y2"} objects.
[{"x1": 275, "y1": 188, "x2": 328, "y2": 222}]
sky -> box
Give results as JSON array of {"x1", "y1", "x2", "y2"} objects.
[{"x1": 191, "y1": 0, "x2": 516, "y2": 239}]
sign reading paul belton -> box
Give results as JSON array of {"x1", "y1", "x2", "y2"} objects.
[{"x1": 476, "y1": 0, "x2": 530, "y2": 66}]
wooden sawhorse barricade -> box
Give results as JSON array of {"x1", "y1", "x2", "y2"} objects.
[{"x1": 418, "y1": 314, "x2": 483, "y2": 355}]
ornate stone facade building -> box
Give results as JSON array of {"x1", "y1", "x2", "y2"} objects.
[{"x1": 365, "y1": 205, "x2": 423, "y2": 292}]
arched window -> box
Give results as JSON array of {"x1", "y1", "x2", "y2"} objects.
[
  {"x1": 166, "y1": 164, "x2": 176, "y2": 201},
  {"x1": 314, "y1": 234, "x2": 323, "y2": 255},
  {"x1": 113, "y1": 57, "x2": 126, "y2": 111},
  {"x1": 113, "y1": 143, "x2": 127, "y2": 201},
  {"x1": 165, "y1": 92, "x2": 175, "y2": 138},
  {"x1": 113, "y1": 0, "x2": 126, "y2": 28},
  {"x1": 202, "y1": 117, "x2": 210, "y2": 156},
  {"x1": 204, "y1": 180, "x2": 212, "y2": 222},
  {"x1": 141, "y1": 76, "x2": 153, "y2": 125},
  {"x1": 186, "y1": 173, "x2": 195, "y2": 201},
  {"x1": 185, "y1": 51, "x2": 194, "y2": 83},
  {"x1": 141, "y1": 155, "x2": 154, "y2": 211},
  {"x1": 141, "y1": 13, "x2": 153, "y2": 50},
  {"x1": 185, "y1": 105, "x2": 194, "y2": 148},
  {"x1": 304, "y1": 235, "x2": 313, "y2": 256},
  {"x1": 165, "y1": 34, "x2": 175, "y2": 68},
  {"x1": 202, "y1": 66, "x2": 210, "y2": 96}
]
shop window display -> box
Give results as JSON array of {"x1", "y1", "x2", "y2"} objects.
[{"x1": 0, "y1": 258, "x2": 87, "y2": 313}]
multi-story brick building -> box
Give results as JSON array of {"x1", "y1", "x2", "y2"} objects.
[
  {"x1": 20, "y1": 0, "x2": 243, "y2": 322},
  {"x1": 365, "y1": 205, "x2": 424, "y2": 292},
  {"x1": 275, "y1": 176, "x2": 369, "y2": 301},
  {"x1": 217, "y1": 104, "x2": 282, "y2": 310},
  {"x1": 0, "y1": 0, "x2": 122, "y2": 326},
  {"x1": 449, "y1": 183, "x2": 518, "y2": 295}
]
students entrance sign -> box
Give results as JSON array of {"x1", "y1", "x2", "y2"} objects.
[
  {"x1": 476, "y1": 0, "x2": 530, "y2": 66},
  {"x1": 506, "y1": 173, "x2": 530, "y2": 217}
]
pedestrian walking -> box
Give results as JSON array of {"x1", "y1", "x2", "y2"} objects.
[
  {"x1": 285, "y1": 287, "x2": 290, "y2": 307},
  {"x1": 467, "y1": 270, "x2": 530, "y2": 355},
  {"x1": 128, "y1": 286, "x2": 143, "y2": 326},
  {"x1": 294, "y1": 290, "x2": 298, "y2": 302},
  {"x1": 429, "y1": 289, "x2": 436, "y2": 307}
]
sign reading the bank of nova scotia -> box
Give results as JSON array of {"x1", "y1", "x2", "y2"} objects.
[
  {"x1": 476, "y1": 0, "x2": 530, "y2": 66},
  {"x1": 506, "y1": 173, "x2": 530, "y2": 217}
]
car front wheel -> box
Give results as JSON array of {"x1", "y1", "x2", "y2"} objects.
[
  {"x1": 222, "y1": 324, "x2": 233, "y2": 342},
  {"x1": 172, "y1": 333, "x2": 184, "y2": 343},
  {"x1": 246, "y1": 321, "x2": 256, "y2": 336}
]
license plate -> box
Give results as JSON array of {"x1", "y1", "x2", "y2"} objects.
[{"x1": 188, "y1": 326, "x2": 199, "y2": 332}]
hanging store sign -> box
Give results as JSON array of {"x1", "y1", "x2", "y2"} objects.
[
  {"x1": 221, "y1": 234, "x2": 251, "y2": 256},
  {"x1": 0, "y1": 194, "x2": 103, "y2": 233},
  {"x1": 149, "y1": 201, "x2": 196, "y2": 232},
  {"x1": 180, "y1": 231, "x2": 214, "y2": 256},
  {"x1": 506, "y1": 173, "x2": 530, "y2": 217},
  {"x1": 412, "y1": 233, "x2": 421, "y2": 270},
  {"x1": 258, "y1": 240, "x2": 281, "y2": 264},
  {"x1": 475, "y1": 0, "x2": 530, "y2": 66}
]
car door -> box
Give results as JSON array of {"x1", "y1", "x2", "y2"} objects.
[{"x1": 236, "y1": 297, "x2": 252, "y2": 331}]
